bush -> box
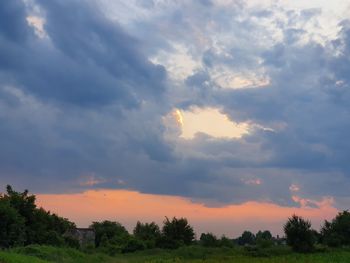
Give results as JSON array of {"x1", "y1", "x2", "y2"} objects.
[
  {"x1": 200, "y1": 233, "x2": 218, "y2": 247},
  {"x1": 284, "y1": 215, "x2": 315, "y2": 252},
  {"x1": 133, "y1": 221, "x2": 161, "y2": 248},
  {"x1": 0, "y1": 200, "x2": 25, "y2": 247},
  {"x1": 161, "y1": 217, "x2": 195, "y2": 249},
  {"x1": 219, "y1": 236, "x2": 234, "y2": 248},
  {"x1": 64, "y1": 236, "x2": 80, "y2": 249},
  {"x1": 122, "y1": 237, "x2": 146, "y2": 253},
  {"x1": 90, "y1": 220, "x2": 129, "y2": 247},
  {"x1": 321, "y1": 211, "x2": 350, "y2": 247},
  {"x1": 256, "y1": 230, "x2": 273, "y2": 249},
  {"x1": 238, "y1": 231, "x2": 255, "y2": 246},
  {"x1": 0, "y1": 185, "x2": 75, "y2": 248}
]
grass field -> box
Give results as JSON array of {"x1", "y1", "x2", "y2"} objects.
[{"x1": 1, "y1": 245, "x2": 350, "y2": 263}]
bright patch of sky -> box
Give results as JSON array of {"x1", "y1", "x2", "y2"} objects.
[{"x1": 180, "y1": 107, "x2": 250, "y2": 139}]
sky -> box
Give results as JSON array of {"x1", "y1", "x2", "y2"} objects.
[{"x1": 1, "y1": 0, "x2": 350, "y2": 237}]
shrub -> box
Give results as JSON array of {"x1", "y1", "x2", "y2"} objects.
[
  {"x1": 122, "y1": 237, "x2": 146, "y2": 253},
  {"x1": 161, "y1": 217, "x2": 195, "y2": 249},
  {"x1": 284, "y1": 215, "x2": 315, "y2": 252},
  {"x1": 200, "y1": 233, "x2": 218, "y2": 247},
  {"x1": 133, "y1": 221, "x2": 161, "y2": 248},
  {"x1": 219, "y1": 236, "x2": 234, "y2": 248},
  {"x1": 90, "y1": 220, "x2": 129, "y2": 247},
  {"x1": 238, "y1": 231, "x2": 255, "y2": 246},
  {"x1": 321, "y1": 211, "x2": 350, "y2": 247}
]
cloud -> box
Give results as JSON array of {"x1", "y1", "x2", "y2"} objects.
[
  {"x1": 1, "y1": 0, "x2": 166, "y2": 107},
  {"x1": 1, "y1": 0, "x2": 350, "y2": 211}
]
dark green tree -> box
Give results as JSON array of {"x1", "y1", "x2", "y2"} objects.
[
  {"x1": 122, "y1": 236, "x2": 146, "y2": 253},
  {"x1": 256, "y1": 230, "x2": 273, "y2": 248},
  {"x1": 133, "y1": 221, "x2": 161, "y2": 248},
  {"x1": 256, "y1": 230, "x2": 272, "y2": 241},
  {"x1": 321, "y1": 210, "x2": 350, "y2": 247},
  {"x1": 238, "y1": 231, "x2": 255, "y2": 245},
  {"x1": 90, "y1": 220, "x2": 129, "y2": 247},
  {"x1": 284, "y1": 215, "x2": 315, "y2": 252},
  {"x1": 0, "y1": 185, "x2": 76, "y2": 247},
  {"x1": 161, "y1": 217, "x2": 195, "y2": 248},
  {"x1": 199, "y1": 232, "x2": 218, "y2": 247},
  {"x1": 219, "y1": 235, "x2": 234, "y2": 248},
  {"x1": 0, "y1": 199, "x2": 25, "y2": 247}
]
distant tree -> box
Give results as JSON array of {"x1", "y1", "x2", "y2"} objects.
[
  {"x1": 256, "y1": 230, "x2": 273, "y2": 248},
  {"x1": 256, "y1": 230, "x2": 272, "y2": 241},
  {"x1": 90, "y1": 220, "x2": 129, "y2": 247},
  {"x1": 200, "y1": 232, "x2": 218, "y2": 247},
  {"x1": 161, "y1": 217, "x2": 195, "y2": 248},
  {"x1": 122, "y1": 236, "x2": 146, "y2": 253},
  {"x1": 238, "y1": 231, "x2": 255, "y2": 245},
  {"x1": 219, "y1": 235, "x2": 234, "y2": 248},
  {"x1": 284, "y1": 215, "x2": 315, "y2": 252},
  {"x1": 133, "y1": 221, "x2": 161, "y2": 248},
  {"x1": 28, "y1": 207, "x2": 74, "y2": 245},
  {"x1": 321, "y1": 210, "x2": 350, "y2": 247}
]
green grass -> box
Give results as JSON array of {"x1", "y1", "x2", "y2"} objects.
[
  {"x1": 1, "y1": 245, "x2": 350, "y2": 263},
  {"x1": 0, "y1": 250, "x2": 49, "y2": 263},
  {"x1": 1, "y1": 245, "x2": 112, "y2": 263},
  {"x1": 109, "y1": 246, "x2": 350, "y2": 263}
]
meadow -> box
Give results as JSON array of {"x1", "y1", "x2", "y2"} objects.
[{"x1": 1, "y1": 245, "x2": 350, "y2": 263}]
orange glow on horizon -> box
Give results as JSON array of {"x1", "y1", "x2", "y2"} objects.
[{"x1": 36, "y1": 189, "x2": 338, "y2": 238}]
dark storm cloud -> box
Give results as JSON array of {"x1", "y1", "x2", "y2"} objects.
[
  {"x1": 0, "y1": 0, "x2": 166, "y2": 107},
  {"x1": 2, "y1": 0, "x2": 350, "y2": 209},
  {"x1": 0, "y1": 0, "x2": 171, "y2": 192}
]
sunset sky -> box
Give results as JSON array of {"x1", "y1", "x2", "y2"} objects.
[{"x1": 1, "y1": 0, "x2": 350, "y2": 237}]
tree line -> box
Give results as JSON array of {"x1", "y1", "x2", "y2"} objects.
[{"x1": 1, "y1": 185, "x2": 350, "y2": 254}]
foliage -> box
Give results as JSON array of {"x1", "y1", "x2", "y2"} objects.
[
  {"x1": 90, "y1": 220, "x2": 129, "y2": 247},
  {"x1": 256, "y1": 230, "x2": 274, "y2": 248},
  {"x1": 256, "y1": 230, "x2": 272, "y2": 241},
  {"x1": 0, "y1": 199, "x2": 25, "y2": 247},
  {"x1": 0, "y1": 185, "x2": 76, "y2": 248},
  {"x1": 133, "y1": 221, "x2": 161, "y2": 248},
  {"x1": 238, "y1": 231, "x2": 256, "y2": 245},
  {"x1": 284, "y1": 215, "x2": 315, "y2": 252},
  {"x1": 122, "y1": 236, "x2": 146, "y2": 253},
  {"x1": 200, "y1": 233, "x2": 218, "y2": 247},
  {"x1": 219, "y1": 235, "x2": 234, "y2": 248},
  {"x1": 321, "y1": 210, "x2": 350, "y2": 247},
  {"x1": 161, "y1": 217, "x2": 195, "y2": 249}
]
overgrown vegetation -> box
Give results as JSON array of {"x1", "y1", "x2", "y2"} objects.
[
  {"x1": 0, "y1": 185, "x2": 75, "y2": 248},
  {"x1": 1, "y1": 185, "x2": 350, "y2": 262}
]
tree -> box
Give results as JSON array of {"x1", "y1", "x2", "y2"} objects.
[
  {"x1": 133, "y1": 221, "x2": 161, "y2": 248},
  {"x1": 256, "y1": 230, "x2": 273, "y2": 248},
  {"x1": 256, "y1": 230, "x2": 272, "y2": 241},
  {"x1": 321, "y1": 210, "x2": 350, "y2": 247},
  {"x1": 0, "y1": 185, "x2": 76, "y2": 247},
  {"x1": 238, "y1": 231, "x2": 255, "y2": 245},
  {"x1": 161, "y1": 217, "x2": 195, "y2": 248},
  {"x1": 90, "y1": 220, "x2": 129, "y2": 247},
  {"x1": 200, "y1": 233, "x2": 218, "y2": 247},
  {"x1": 284, "y1": 215, "x2": 315, "y2": 252},
  {"x1": 0, "y1": 199, "x2": 25, "y2": 247},
  {"x1": 122, "y1": 236, "x2": 146, "y2": 253},
  {"x1": 219, "y1": 235, "x2": 234, "y2": 248}
]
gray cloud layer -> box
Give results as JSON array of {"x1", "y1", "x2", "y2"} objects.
[{"x1": 1, "y1": 0, "x2": 350, "y2": 209}]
